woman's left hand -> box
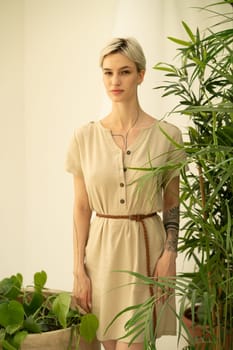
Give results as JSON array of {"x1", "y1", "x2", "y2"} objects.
[{"x1": 153, "y1": 250, "x2": 176, "y2": 303}]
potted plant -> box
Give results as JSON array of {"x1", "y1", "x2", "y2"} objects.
[
  {"x1": 153, "y1": 1, "x2": 233, "y2": 348},
  {"x1": 106, "y1": 1, "x2": 233, "y2": 349},
  {"x1": 0, "y1": 270, "x2": 99, "y2": 350}
]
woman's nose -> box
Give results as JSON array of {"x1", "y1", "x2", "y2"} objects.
[{"x1": 112, "y1": 73, "x2": 121, "y2": 85}]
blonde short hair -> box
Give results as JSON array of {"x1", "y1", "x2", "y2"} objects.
[{"x1": 99, "y1": 37, "x2": 146, "y2": 72}]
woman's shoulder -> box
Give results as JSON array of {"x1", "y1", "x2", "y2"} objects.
[
  {"x1": 142, "y1": 114, "x2": 181, "y2": 135},
  {"x1": 73, "y1": 120, "x2": 99, "y2": 138},
  {"x1": 156, "y1": 119, "x2": 182, "y2": 136}
]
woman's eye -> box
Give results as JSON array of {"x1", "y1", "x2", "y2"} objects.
[
  {"x1": 103, "y1": 70, "x2": 130, "y2": 76},
  {"x1": 121, "y1": 70, "x2": 130, "y2": 75}
]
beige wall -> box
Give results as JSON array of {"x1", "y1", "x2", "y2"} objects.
[
  {"x1": 0, "y1": 0, "x2": 218, "y2": 348},
  {"x1": 0, "y1": 0, "x2": 25, "y2": 273},
  {"x1": 22, "y1": 0, "x2": 119, "y2": 290}
]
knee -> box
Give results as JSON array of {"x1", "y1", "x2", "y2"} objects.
[
  {"x1": 102, "y1": 340, "x2": 117, "y2": 350},
  {"x1": 116, "y1": 341, "x2": 144, "y2": 350}
]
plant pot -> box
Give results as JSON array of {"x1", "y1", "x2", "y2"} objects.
[
  {"x1": 21, "y1": 329, "x2": 100, "y2": 350},
  {"x1": 183, "y1": 307, "x2": 211, "y2": 350},
  {"x1": 183, "y1": 307, "x2": 233, "y2": 350},
  {"x1": 0, "y1": 328, "x2": 100, "y2": 350},
  {"x1": 18, "y1": 289, "x2": 101, "y2": 350},
  {"x1": 0, "y1": 286, "x2": 100, "y2": 350}
]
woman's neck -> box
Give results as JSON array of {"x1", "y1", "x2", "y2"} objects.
[{"x1": 110, "y1": 102, "x2": 142, "y2": 131}]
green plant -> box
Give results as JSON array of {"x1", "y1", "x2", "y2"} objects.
[
  {"x1": 153, "y1": 2, "x2": 233, "y2": 346},
  {"x1": 0, "y1": 271, "x2": 98, "y2": 350},
  {"x1": 106, "y1": 2, "x2": 233, "y2": 349}
]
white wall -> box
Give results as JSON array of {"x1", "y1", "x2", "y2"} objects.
[
  {"x1": 0, "y1": 0, "x2": 25, "y2": 274},
  {"x1": 0, "y1": 0, "x2": 221, "y2": 348},
  {"x1": 23, "y1": 0, "x2": 119, "y2": 290}
]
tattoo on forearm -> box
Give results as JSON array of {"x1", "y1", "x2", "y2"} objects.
[
  {"x1": 163, "y1": 206, "x2": 179, "y2": 252},
  {"x1": 165, "y1": 230, "x2": 179, "y2": 252}
]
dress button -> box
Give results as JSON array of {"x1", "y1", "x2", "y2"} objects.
[
  {"x1": 120, "y1": 199, "x2": 125, "y2": 204},
  {"x1": 123, "y1": 167, "x2": 127, "y2": 172},
  {"x1": 120, "y1": 182, "x2": 124, "y2": 187},
  {"x1": 126, "y1": 150, "x2": 131, "y2": 155}
]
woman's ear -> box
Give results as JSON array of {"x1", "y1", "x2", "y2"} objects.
[{"x1": 138, "y1": 70, "x2": 145, "y2": 85}]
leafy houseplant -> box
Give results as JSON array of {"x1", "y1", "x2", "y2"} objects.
[
  {"x1": 153, "y1": 2, "x2": 233, "y2": 348},
  {"x1": 0, "y1": 271, "x2": 99, "y2": 350},
  {"x1": 106, "y1": 1, "x2": 233, "y2": 349}
]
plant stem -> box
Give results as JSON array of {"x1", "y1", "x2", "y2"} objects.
[{"x1": 198, "y1": 164, "x2": 206, "y2": 220}]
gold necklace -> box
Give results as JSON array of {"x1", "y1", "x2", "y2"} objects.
[{"x1": 110, "y1": 110, "x2": 140, "y2": 151}]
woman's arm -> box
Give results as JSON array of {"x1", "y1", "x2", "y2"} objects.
[
  {"x1": 153, "y1": 176, "x2": 180, "y2": 300},
  {"x1": 73, "y1": 174, "x2": 92, "y2": 312},
  {"x1": 163, "y1": 175, "x2": 180, "y2": 256}
]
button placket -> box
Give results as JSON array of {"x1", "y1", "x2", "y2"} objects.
[
  {"x1": 123, "y1": 148, "x2": 131, "y2": 175},
  {"x1": 119, "y1": 175, "x2": 126, "y2": 205},
  {"x1": 119, "y1": 153, "x2": 127, "y2": 206}
]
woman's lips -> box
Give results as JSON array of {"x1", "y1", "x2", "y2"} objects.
[{"x1": 110, "y1": 90, "x2": 124, "y2": 96}]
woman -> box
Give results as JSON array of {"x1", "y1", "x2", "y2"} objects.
[{"x1": 66, "y1": 37, "x2": 185, "y2": 350}]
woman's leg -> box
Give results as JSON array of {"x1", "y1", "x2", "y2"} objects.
[
  {"x1": 116, "y1": 341, "x2": 144, "y2": 350},
  {"x1": 102, "y1": 340, "x2": 117, "y2": 350},
  {"x1": 102, "y1": 340, "x2": 145, "y2": 350}
]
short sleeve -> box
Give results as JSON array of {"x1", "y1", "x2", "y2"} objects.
[
  {"x1": 65, "y1": 131, "x2": 83, "y2": 176},
  {"x1": 162, "y1": 127, "x2": 186, "y2": 188}
]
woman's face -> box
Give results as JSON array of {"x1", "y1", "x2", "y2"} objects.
[{"x1": 102, "y1": 53, "x2": 145, "y2": 103}]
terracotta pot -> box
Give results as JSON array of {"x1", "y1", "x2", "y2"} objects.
[{"x1": 183, "y1": 307, "x2": 233, "y2": 350}]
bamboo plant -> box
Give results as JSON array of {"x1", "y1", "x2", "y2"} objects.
[{"x1": 107, "y1": 2, "x2": 233, "y2": 349}]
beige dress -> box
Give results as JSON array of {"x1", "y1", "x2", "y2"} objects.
[{"x1": 65, "y1": 120, "x2": 185, "y2": 342}]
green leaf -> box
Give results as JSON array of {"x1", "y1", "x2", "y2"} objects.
[
  {"x1": 216, "y1": 125, "x2": 233, "y2": 146},
  {"x1": 12, "y1": 331, "x2": 28, "y2": 348},
  {"x1": 167, "y1": 36, "x2": 191, "y2": 46},
  {"x1": 23, "y1": 316, "x2": 41, "y2": 333},
  {"x1": 0, "y1": 328, "x2": 6, "y2": 341},
  {"x1": 23, "y1": 292, "x2": 44, "y2": 316},
  {"x1": 0, "y1": 301, "x2": 24, "y2": 331},
  {"x1": 182, "y1": 21, "x2": 196, "y2": 42},
  {"x1": 0, "y1": 275, "x2": 22, "y2": 300},
  {"x1": 5, "y1": 325, "x2": 21, "y2": 336},
  {"x1": 33, "y1": 271, "x2": 47, "y2": 292},
  {"x1": 52, "y1": 292, "x2": 71, "y2": 328},
  {"x1": 79, "y1": 314, "x2": 99, "y2": 343},
  {"x1": 15, "y1": 274, "x2": 23, "y2": 287},
  {"x1": 1, "y1": 339, "x2": 17, "y2": 350},
  {"x1": 153, "y1": 63, "x2": 176, "y2": 73}
]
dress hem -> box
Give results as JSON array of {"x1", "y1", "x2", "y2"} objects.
[{"x1": 97, "y1": 331, "x2": 177, "y2": 342}]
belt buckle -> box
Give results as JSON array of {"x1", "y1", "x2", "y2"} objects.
[{"x1": 129, "y1": 214, "x2": 141, "y2": 221}]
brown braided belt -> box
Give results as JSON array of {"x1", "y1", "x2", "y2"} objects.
[{"x1": 96, "y1": 211, "x2": 157, "y2": 328}]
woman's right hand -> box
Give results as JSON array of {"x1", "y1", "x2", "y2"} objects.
[{"x1": 73, "y1": 270, "x2": 92, "y2": 313}]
